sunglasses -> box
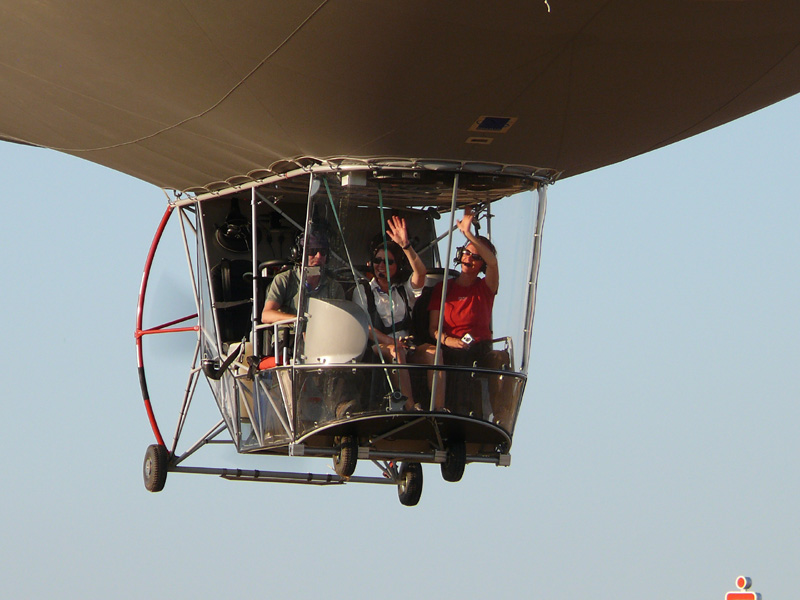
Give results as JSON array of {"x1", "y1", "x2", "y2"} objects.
[
  {"x1": 372, "y1": 257, "x2": 395, "y2": 266},
  {"x1": 460, "y1": 248, "x2": 484, "y2": 261},
  {"x1": 307, "y1": 247, "x2": 329, "y2": 257}
]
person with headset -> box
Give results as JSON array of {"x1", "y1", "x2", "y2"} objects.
[
  {"x1": 260, "y1": 228, "x2": 345, "y2": 325},
  {"x1": 353, "y1": 216, "x2": 427, "y2": 410},
  {"x1": 414, "y1": 206, "x2": 498, "y2": 411}
]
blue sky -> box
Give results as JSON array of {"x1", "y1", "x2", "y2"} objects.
[{"x1": 1, "y1": 94, "x2": 797, "y2": 599}]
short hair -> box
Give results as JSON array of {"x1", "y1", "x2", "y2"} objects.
[
  {"x1": 476, "y1": 235, "x2": 497, "y2": 257},
  {"x1": 454, "y1": 236, "x2": 497, "y2": 273}
]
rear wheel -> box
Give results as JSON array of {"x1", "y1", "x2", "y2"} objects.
[
  {"x1": 333, "y1": 435, "x2": 357, "y2": 478},
  {"x1": 143, "y1": 444, "x2": 169, "y2": 492},
  {"x1": 440, "y1": 439, "x2": 466, "y2": 482},
  {"x1": 397, "y1": 462, "x2": 423, "y2": 506}
]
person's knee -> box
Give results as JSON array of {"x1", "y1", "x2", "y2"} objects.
[{"x1": 414, "y1": 343, "x2": 435, "y2": 364}]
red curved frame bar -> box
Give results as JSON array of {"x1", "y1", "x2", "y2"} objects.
[{"x1": 135, "y1": 205, "x2": 199, "y2": 447}]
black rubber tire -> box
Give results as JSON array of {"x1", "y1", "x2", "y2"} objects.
[
  {"x1": 333, "y1": 435, "x2": 357, "y2": 478},
  {"x1": 397, "y1": 462, "x2": 423, "y2": 506},
  {"x1": 440, "y1": 439, "x2": 466, "y2": 482},
  {"x1": 143, "y1": 444, "x2": 169, "y2": 492}
]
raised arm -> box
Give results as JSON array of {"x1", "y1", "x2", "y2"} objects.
[
  {"x1": 457, "y1": 207, "x2": 498, "y2": 294},
  {"x1": 387, "y1": 215, "x2": 427, "y2": 289}
]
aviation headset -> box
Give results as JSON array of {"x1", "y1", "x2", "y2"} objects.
[
  {"x1": 453, "y1": 236, "x2": 496, "y2": 274},
  {"x1": 368, "y1": 234, "x2": 411, "y2": 282},
  {"x1": 289, "y1": 228, "x2": 331, "y2": 264}
]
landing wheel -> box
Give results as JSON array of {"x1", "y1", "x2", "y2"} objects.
[
  {"x1": 397, "y1": 462, "x2": 423, "y2": 506},
  {"x1": 441, "y1": 439, "x2": 466, "y2": 482},
  {"x1": 143, "y1": 444, "x2": 169, "y2": 492},
  {"x1": 333, "y1": 435, "x2": 357, "y2": 478}
]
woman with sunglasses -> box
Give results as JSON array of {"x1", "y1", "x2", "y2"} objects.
[
  {"x1": 354, "y1": 216, "x2": 427, "y2": 410},
  {"x1": 415, "y1": 206, "x2": 498, "y2": 411}
]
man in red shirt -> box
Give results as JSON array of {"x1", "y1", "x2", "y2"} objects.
[{"x1": 414, "y1": 207, "x2": 498, "y2": 411}]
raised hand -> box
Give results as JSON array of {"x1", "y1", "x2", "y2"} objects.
[
  {"x1": 456, "y1": 206, "x2": 475, "y2": 237},
  {"x1": 386, "y1": 215, "x2": 409, "y2": 248}
]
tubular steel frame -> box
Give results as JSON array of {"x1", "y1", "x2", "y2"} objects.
[{"x1": 137, "y1": 163, "x2": 549, "y2": 491}]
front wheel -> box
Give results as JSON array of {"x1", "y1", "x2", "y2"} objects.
[
  {"x1": 397, "y1": 462, "x2": 423, "y2": 506},
  {"x1": 143, "y1": 444, "x2": 169, "y2": 492},
  {"x1": 333, "y1": 435, "x2": 357, "y2": 478},
  {"x1": 440, "y1": 440, "x2": 466, "y2": 482}
]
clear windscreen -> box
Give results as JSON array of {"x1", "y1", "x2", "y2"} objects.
[
  {"x1": 199, "y1": 168, "x2": 543, "y2": 446},
  {"x1": 288, "y1": 171, "x2": 540, "y2": 434}
]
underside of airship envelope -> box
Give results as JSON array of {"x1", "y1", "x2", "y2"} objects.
[{"x1": 2, "y1": 1, "x2": 800, "y2": 193}]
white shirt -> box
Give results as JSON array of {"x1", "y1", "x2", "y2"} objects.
[{"x1": 354, "y1": 277, "x2": 422, "y2": 339}]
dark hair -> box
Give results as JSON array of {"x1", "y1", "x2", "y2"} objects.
[
  {"x1": 477, "y1": 235, "x2": 497, "y2": 257},
  {"x1": 454, "y1": 236, "x2": 497, "y2": 273},
  {"x1": 368, "y1": 234, "x2": 410, "y2": 281}
]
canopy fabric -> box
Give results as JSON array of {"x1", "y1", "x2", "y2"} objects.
[{"x1": 2, "y1": 1, "x2": 799, "y2": 194}]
